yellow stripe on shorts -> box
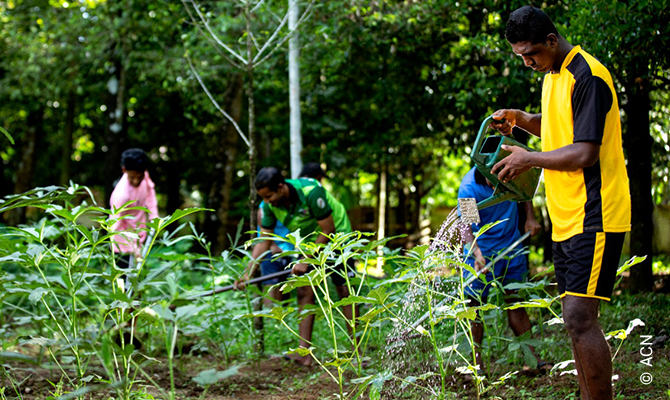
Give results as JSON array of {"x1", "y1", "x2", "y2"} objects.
[{"x1": 587, "y1": 232, "x2": 607, "y2": 296}]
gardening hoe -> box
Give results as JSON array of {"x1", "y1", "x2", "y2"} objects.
[
  {"x1": 182, "y1": 253, "x2": 384, "y2": 301},
  {"x1": 190, "y1": 269, "x2": 293, "y2": 299}
]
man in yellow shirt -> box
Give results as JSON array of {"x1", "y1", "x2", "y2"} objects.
[{"x1": 490, "y1": 6, "x2": 631, "y2": 400}]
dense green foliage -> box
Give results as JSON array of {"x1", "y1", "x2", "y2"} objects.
[
  {"x1": 1, "y1": 186, "x2": 667, "y2": 400},
  {"x1": 2, "y1": 0, "x2": 668, "y2": 253}
]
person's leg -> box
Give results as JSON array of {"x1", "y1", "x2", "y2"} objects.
[
  {"x1": 463, "y1": 265, "x2": 489, "y2": 374},
  {"x1": 260, "y1": 255, "x2": 289, "y2": 308},
  {"x1": 264, "y1": 286, "x2": 284, "y2": 307},
  {"x1": 562, "y1": 295, "x2": 612, "y2": 400},
  {"x1": 295, "y1": 285, "x2": 315, "y2": 366},
  {"x1": 556, "y1": 232, "x2": 623, "y2": 399},
  {"x1": 507, "y1": 306, "x2": 531, "y2": 337},
  {"x1": 469, "y1": 299, "x2": 485, "y2": 373}
]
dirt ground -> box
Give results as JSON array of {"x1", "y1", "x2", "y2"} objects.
[
  {"x1": 3, "y1": 356, "x2": 342, "y2": 400},
  {"x1": 4, "y1": 346, "x2": 669, "y2": 400}
]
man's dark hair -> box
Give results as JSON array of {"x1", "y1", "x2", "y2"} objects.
[
  {"x1": 255, "y1": 167, "x2": 285, "y2": 191},
  {"x1": 120, "y1": 148, "x2": 150, "y2": 172},
  {"x1": 299, "y1": 162, "x2": 325, "y2": 180},
  {"x1": 505, "y1": 6, "x2": 559, "y2": 44}
]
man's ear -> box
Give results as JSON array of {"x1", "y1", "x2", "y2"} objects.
[
  {"x1": 121, "y1": 166, "x2": 127, "y2": 174},
  {"x1": 546, "y1": 33, "x2": 558, "y2": 48}
]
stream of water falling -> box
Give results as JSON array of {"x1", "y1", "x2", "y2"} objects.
[{"x1": 380, "y1": 207, "x2": 472, "y2": 397}]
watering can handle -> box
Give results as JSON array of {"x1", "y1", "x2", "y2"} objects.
[{"x1": 471, "y1": 115, "x2": 507, "y2": 159}]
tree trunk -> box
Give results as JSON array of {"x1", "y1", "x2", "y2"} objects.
[
  {"x1": 624, "y1": 77, "x2": 653, "y2": 293},
  {"x1": 103, "y1": 59, "x2": 127, "y2": 207},
  {"x1": 245, "y1": 2, "x2": 262, "y2": 355},
  {"x1": 215, "y1": 74, "x2": 243, "y2": 253},
  {"x1": 7, "y1": 107, "x2": 44, "y2": 225},
  {"x1": 60, "y1": 90, "x2": 76, "y2": 186},
  {"x1": 288, "y1": 0, "x2": 303, "y2": 179},
  {"x1": 246, "y1": 8, "x2": 257, "y2": 239},
  {"x1": 377, "y1": 164, "x2": 387, "y2": 241}
]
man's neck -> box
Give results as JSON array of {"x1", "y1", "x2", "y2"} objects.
[{"x1": 551, "y1": 38, "x2": 575, "y2": 73}]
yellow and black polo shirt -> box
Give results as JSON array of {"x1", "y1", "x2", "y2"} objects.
[{"x1": 541, "y1": 45, "x2": 631, "y2": 242}]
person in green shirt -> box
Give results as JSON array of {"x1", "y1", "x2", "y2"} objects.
[{"x1": 236, "y1": 167, "x2": 355, "y2": 367}]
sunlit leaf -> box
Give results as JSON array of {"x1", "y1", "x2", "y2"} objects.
[{"x1": 192, "y1": 365, "x2": 240, "y2": 386}]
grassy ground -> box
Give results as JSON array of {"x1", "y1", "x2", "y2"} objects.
[{"x1": 2, "y1": 289, "x2": 669, "y2": 400}]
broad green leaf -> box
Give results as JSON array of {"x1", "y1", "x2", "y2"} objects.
[
  {"x1": 152, "y1": 304, "x2": 175, "y2": 321},
  {"x1": 234, "y1": 306, "x2": 295, "y2": 320},
  {"x1": 617, "y1": 255, "x2": 647, "y2": 276},
  {"x1": 0, "y1": 126, "x2": 14, "y2": 144},
  {"x1": 174, "y1": 304, "x2": 206, "y2": 321},
  {"x1": 358, "y1": 305, "x2": 392, "y2": 323},
  {"x1": 29, "y1": 288, "x2": 49, "y2": 304},
  {"x1": 366, "y1": 287, "x2": 390, "y2": 304},
  {"x1": 503, "y1": 281, "x2": 546, "y2": 291},
  {"x1": 0, "y1": 252, "x2": 24, "y2": 262},
  {"x1": 455, "y1": 307, "x2": 477, "y2": 320},
  {"x1": 0, "y1": 351, "x2": 39, "y2": 365},
  {"x1": 286, "y1": 347, "x2": 312, "y2": 357},
  {"x1": 323, "y1": 357, "x2": 351, "y2": 367},
  {"x1": 505, "y1": 298, "x2": 555, "y2": 310},
  {"x1": 192, "y1": 365, "x2": 240, "y2": 386}
]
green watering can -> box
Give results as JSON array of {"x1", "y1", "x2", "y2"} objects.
[{"x1": 469, "y1": 115, "x2": 542, "y2": 210}]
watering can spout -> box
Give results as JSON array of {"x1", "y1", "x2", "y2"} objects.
[
  {"x1": 470, "y1": 115, "x2": 541, "y2": 208},
  {"x1": 476, "y1": 187, "x2": 517, "y2": 210}
]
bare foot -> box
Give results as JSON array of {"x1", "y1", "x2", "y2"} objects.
[{"x1": 285, "y1": 352, "x2": 313, "y2": 367}]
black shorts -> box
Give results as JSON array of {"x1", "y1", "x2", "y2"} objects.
[
  {"x1": 117, "y1": 254, "x2": 132, "y2": 269},
  {"x1": 553, "y1": 232, "x2": 625, "y2": 301}
]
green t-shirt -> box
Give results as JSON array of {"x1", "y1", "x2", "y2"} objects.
[{"x1": 260, "y1": 178, "x2": 352, "y2": 241}]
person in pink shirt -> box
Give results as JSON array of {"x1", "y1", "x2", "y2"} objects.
[{"x1": 110, "y1": 148, "x2": 159, "y2": 270}]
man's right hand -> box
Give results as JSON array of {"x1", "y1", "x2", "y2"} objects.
[
  {"x1": 489, "y1": 109, "x2": 518, "y2": 136},
  {"x1": 292, "y1": 262, "x2": 309, "y2": 276},
  {"x1": 233, "y1": 262, "x2": 255, "y2": 291},
  {"x1": 233, "y1": 275, "x2": 249, "y2": 291},
  {"x1": 474, "y1": 253, "x2": 487, "y2": 273}
]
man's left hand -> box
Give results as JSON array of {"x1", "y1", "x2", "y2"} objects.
[
  {"x1": 292, "y1": 262, "x2": 309, "y2": 276},
  {"x1": 525, "y1": 218, "x2": 541, "y2": 236},
  {"x1": 491, "y1": 145, "x2": 532, "y2": 183}
]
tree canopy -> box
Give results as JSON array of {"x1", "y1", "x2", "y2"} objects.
[{"x1": 1, "y1": 0, "x2": 668, "y2": 273}]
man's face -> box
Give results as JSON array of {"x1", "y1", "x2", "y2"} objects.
[
  {"x1": 124, "y1": 169, "x2": 144, "y2": 187},
  {"x1": 257, "y1": 184, "x2": 286, "y2": 207},
  {"x1": 511, "y1": 38, "x2": 557, "y2": 73}
]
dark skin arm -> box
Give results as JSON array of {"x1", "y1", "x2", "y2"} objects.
[
  {"x1": 524, "y1": 201, "x2": 541, "y2": 236},
  {"x1": 489, "y1": 109, "x2": 600, "y2": 182},
  {"x1": 463, "y1": 226, "x2": 487, "y2": 271},
  {"x1": 489, "y1": 109, "x2": 542, "y2": 137},
  {"x1": 234, "y1": 227, "x2": 274, "y2": 290},
  {"x1": 292, "y1": 214, "x2": 336, "y2": 275}
]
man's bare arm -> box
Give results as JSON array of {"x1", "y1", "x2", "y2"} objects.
[{"x1": 490, "y1": 109, "x2": 542, "y2": 137}]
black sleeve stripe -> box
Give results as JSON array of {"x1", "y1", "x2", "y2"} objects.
[
  {"x1": 568, "y1": 54, "x2": 613, "y2": 144},
  {"x1": 315, "y1": 209, "x2": 333, "y2": 222}
]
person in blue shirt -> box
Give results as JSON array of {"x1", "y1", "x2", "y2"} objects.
[{"x1": 459, "y1": 167, "x2": 544, "y2": 375}]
